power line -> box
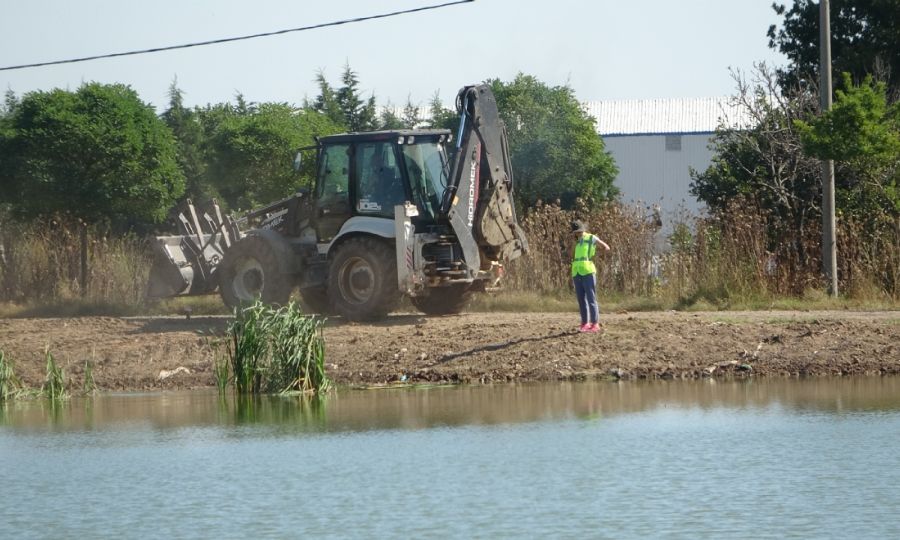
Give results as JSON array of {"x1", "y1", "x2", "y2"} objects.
[{"x1": 0, "y1": 0, "x2": 474, "y2": 72}]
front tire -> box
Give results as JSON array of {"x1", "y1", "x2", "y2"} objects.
[
  {"x1": 218, "y1": 235, "x2": 293, "y2": 309},
  {"x1": 327, "y1": 237, "x2": 400, "y2": 321}
]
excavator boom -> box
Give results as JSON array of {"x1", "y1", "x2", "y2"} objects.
[{"x1": 443, "y1": 85, "x2": 528, "y2": 278}]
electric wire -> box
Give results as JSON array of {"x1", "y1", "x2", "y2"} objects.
[{"x1": 0, "y1": 0, "x2": 474, "y2": 72}]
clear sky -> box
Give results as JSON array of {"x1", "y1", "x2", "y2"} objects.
[{"x1": 1, "y1": 0, "x2": 787, "y2": 111}]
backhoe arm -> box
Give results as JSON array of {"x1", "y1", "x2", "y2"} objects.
[{"x1": 443, "y1": 85, "x2": 528, "y2": 278}]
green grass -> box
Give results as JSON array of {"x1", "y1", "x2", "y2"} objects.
[
  {"x1": 267, "y1": 304, "x2": 329, "y2": 394},
  {"x1": 82, "y1": 360, "x2": 96, "y2": 394},
  {"x1": 0, "y1": 350, "x2": 21, "y2": 401},
  {"x1": 42, "y1": 348, "x2": 67, "y2": 401},
  {"x1": 226, "y1": 300, "x2": 330, "y2": 395},
  {"x1": 213, "y1": 355, "x2": 230, "y2": 394}
]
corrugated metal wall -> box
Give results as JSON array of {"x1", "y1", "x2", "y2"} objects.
[{"x1": 603, "y1": 133, "x2": 713, "y2": 245}]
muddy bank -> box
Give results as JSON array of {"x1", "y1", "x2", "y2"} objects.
[{"x1": 0, "y1": 311, "x2": 897, "y2": 391}]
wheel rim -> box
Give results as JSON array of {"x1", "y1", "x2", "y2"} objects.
[
  {"x1": 232, "y1": 256, "x2": 264, "y2": 301},
  {"x1": 337, "y1": 256, "x2": 375, "y2": 305}
]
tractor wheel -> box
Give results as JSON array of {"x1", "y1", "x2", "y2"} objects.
[
  {"x1": 299, "y1": 286, "x2": 331, "y2": 315},
  {"x1": 218, "y1": 235, "x2": 293, "y2": 309},
  {"x1": 327, "y1": 237, "x2": 400, "y2": 321},
  {"x1": 411, "y1": 283, "x2": 473, "y2": 316}
]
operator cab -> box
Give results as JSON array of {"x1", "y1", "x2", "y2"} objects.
[{"x1": 312, "y1": 130, "x2": 453, "y2": 242}]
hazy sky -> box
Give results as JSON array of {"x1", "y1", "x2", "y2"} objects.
[{"x1": 1, "y1": 0, "x2": 787, "y2": 111}]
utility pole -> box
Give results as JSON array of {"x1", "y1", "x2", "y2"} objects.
[{"x1": 820, "y1": 0, "x2": 838, "y2": 296}]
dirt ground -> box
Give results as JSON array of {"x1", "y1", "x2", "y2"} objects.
[{"x1": 0, "y1": 310, "x2": 898, "y2": 391}]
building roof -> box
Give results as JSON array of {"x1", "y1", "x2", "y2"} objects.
[{"x1": 583, "y1": 97, "x2": 755, "y2": 136}]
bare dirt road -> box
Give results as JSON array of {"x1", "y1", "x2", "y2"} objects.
[{"x1": 0, "y1": 310, "x2": 897, "y2": 391}]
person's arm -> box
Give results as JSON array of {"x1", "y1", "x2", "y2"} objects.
[{"x1": 593, "y1": 235, "x2": 610, "y2": 251}]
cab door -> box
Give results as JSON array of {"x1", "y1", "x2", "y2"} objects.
[{"x1": 314, "y1": 143, "x2": 353, "y2": 242}]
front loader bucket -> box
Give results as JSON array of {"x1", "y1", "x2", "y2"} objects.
[
  {"x1": 146, "y1": 235, "x2": 214, "y2": 298},
  {"x1": 146, "y1": 199, "x2": 241, "y2": 299}
]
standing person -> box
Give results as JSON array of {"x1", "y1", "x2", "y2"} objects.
[{"x1": 570, "y1": 220, "x2": 610, "y2": 333}]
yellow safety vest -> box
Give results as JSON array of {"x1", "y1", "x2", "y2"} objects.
[{"x1": 571, "y1": 232, "x2": 597, "y2": 277}]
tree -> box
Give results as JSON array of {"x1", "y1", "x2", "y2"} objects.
[
  {"x1": 691, "y1": 66, "x2": 822, "y2": 280},
  {"x1": 378, "y1": 101, "x2": 404, "y2": 130},
  {"x1": 307, "y1": 64, "x2": 377, "y2": 132},
  {"x1": 768, "y1": 0, "x2": 900, "y2": 96},
  {"x1": 380, "y1": 96, "x2": 423, "y2": 130},
  {"x1": 401, "y1": 95, "x2": 422, "y2": 128},
  {"x1": 692, "y1": 66, "x2": 821, "y2": 217},
  {"x1": 336, "y1": 63, "x2": 377, "y2": 132},
  {"x1": 202, "y1": 102, "x2": 342, "y2": 210},
  {"x1": 0, "y1": 82, "x2": 184, "y2": 228},
  {"x1": 161, "y1": 80, "x2": 214, "y2": 204},
  {"x1": 796, "y1": 73, "x2": 900, "y2": 214},
  {"x1": 488, "y1": 74, "x2": 618, "y2": 209},
  {"x1": 426, "y1": 90, "x2": 457, "y2": 131},
  {"x1": 306, "y1": 70, "x2": 345, "y2": 127}
]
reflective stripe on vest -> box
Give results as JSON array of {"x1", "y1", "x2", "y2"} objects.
[{"x1": 571, "y1": 232, "x2": 597, "y2": 276}]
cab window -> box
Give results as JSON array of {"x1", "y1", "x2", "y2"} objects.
[
  {"x1": 315, "y1": 143, "x2": 351, "y2": 242},
  {"x1": 355, "y1": 142, "x2": 406, "y2": 218}
]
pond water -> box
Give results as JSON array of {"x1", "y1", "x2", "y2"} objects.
[{"x1": 3, "y1": 378, "x2": 900, "y2": 539}]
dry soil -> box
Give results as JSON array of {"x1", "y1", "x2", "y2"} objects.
[{"x1": 0, "y1": 310, "x2": 898, "y2": 391}]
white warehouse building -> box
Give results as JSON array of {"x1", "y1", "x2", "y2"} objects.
[{"x1": 584, "y1": 98, "x2": 752, "y2": 246}]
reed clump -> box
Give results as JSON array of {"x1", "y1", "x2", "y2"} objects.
[
  {"x1": 42, "y1": 347, "x2": 68, "y2": 400},
  {"x1": 223, "y1": 300, "x2": 330, "y2": 395},
  {"x1": 82, "y1": 360, "x2": 96, "y2": 395},
  {"x1": 0, "y1": 350, "x2": 21, "y2": 401}
]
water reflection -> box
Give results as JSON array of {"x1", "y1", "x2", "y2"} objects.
[{"x1": 3, "y1": 377, "x2": 900, "y2": 433}]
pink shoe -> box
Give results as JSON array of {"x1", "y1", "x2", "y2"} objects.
[
  {"x1": 578, "y1": 323, "x2": 590, "y2": 332},
  {"x1": 586, "y1": 323, "x2": 602, "y2": 333}
]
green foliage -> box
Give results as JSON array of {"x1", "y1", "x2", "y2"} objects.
[
  {"x1": 768, "y1": 0, "x2": 900, "y2": 94},
  {"x1": 669, "y1": 222, "x2": 694, "y2": 253},
  {"x1": 226, "y1": 300, "x2": 330, "y2": 395},
  {"x1": 307, "y1": 64, "x2": 377, "y2": 132},
  {"x1": 379, "y1": 96, "x2": 423, "y2": 130},
  {"x1": 0, "y1": 350, "x2": 21, "y2": 401},
  {"x1": 796, "y1": 74, "x2": 900, "y2": 212},
  {"x1": 797, "y1": 74, "x2": 900, "y2": 163},
  {"x1": 401, "y1": 96, "x2": 422, "y2": 128},
  {"x1": 690, "y1": 67, "x2": 823, "y2": 293},
  {"x1": 337, "y1": 63, "x2": 378, "y2": 132},
  {"x1": 488, "y1": 74, "x2": 618, "y2": 210},
  {"x1": 200, "y1": 101, "x2": 341, "y2": 210},
  {"x1": 162, "y1": 80, "x2": 216, "y2": 204},
  {"x1": 228, "y1": 301, "x2": 270, "y2": 394},
  {"x1": 214, "y1": 355, "x2": 229, "y2": 394},
  {"x1": 307, "y1": 70, "x2": 346, "y2": 127},
  {"x1": 82, "y1": 360, "x2": 96, "y2": 394},
  {"x1": 42, "y1": 348, "x2": 67, "y2": 400},
  {"x1": 426, "y1": 90, "x2": 458, "y2": 131},
  {"x1": 379, "y1": 101, "x2": 405, "y2": 130},
  {"x1": 0, "y1": 83, "x2": 184, "y2": 229},
  {"x1": 267, "y1": 304, "x2": 329, "y2": 394}
]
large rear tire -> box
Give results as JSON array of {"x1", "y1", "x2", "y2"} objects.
[
  {"x1": 327, "y1": 237, "x2": 400, "y2": 321},
  {"x1": 411, "y1": 283, "x2": 473, "y2": 316},
  {"x1": 218, "y1": 235, "x2": 293, "y2": 309}
]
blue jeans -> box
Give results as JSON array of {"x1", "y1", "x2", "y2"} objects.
[{"x1": 573, "y1": 273, "x2": 599, "y2": 325}]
